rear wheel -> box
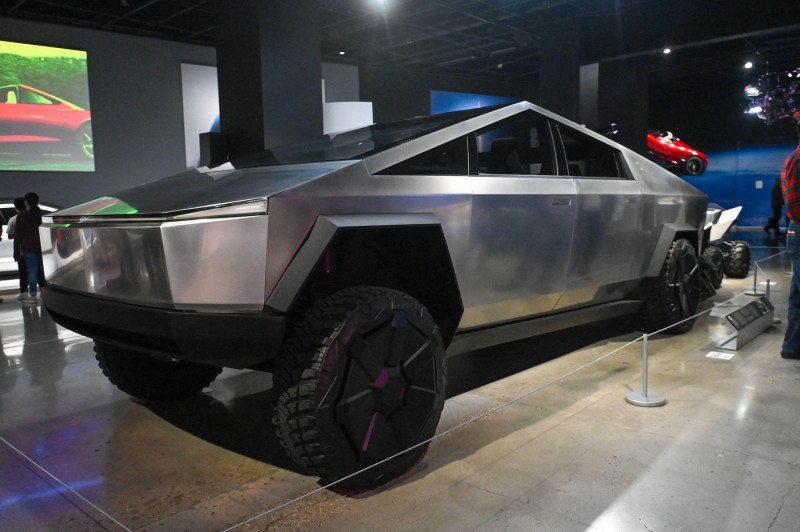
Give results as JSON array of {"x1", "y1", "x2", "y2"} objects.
[
  {"x1": 701, "y1": 245, "x2": 724, "y2": 289},
  {"x1": 273, "y1": 286, "x2": 446, "y2": 489},
  {"x1": 73, "y1": 122, "x2": 93, "y2": 160},
  {"x1": 95, "y1": 342, "x2": 222, "y2": 401},
  {"x1": 640, "y1": 239, "x2": 701, "y2": 334}
]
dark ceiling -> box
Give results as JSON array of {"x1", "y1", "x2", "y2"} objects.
[{"x1": 1, "y1": 0, "x2": 799, "y2": 85}]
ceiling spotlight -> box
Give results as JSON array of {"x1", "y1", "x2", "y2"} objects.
[
  {"x1": 339, "y1": 51, "x2": 346, "y2": 55},
  {"x1": 745, "y1": 61, "x2": 753, "y2": 69},
  {"x1": 663, "y1": 48, "x2": 671, "y2": 54}
]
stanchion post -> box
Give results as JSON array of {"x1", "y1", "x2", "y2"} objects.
[
  {"x1": 626, "y1": 333, "x2": 666, "y2": 407},
  {"x1": 746, "y1": 265, "x2": 764, "y2": 296}
]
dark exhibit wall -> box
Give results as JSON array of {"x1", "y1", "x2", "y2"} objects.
[
  {"x1": 0, "y1": 16, "x2": 215, "y2": 210},
  {"x1": 360, "y1": 66, "x2": 538, "y2": 123},
  {"x1": 651, "y1": 76, "x2": 799, "y2": 227}
]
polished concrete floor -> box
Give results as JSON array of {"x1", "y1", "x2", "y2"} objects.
[{"x1": 3, "y1": 232, "x2": 800, "y2": 531}]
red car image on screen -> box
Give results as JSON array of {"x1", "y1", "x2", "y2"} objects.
[
  {"x1": 647, "y1": 130, "x2": 707, "y2": 176},
  {"x1": 0, "y1": 84, "x2": 93, "y2": 160}
]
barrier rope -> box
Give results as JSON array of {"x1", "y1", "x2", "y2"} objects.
[{"x1": 0, "y1": 434, "x2": 132, "y2": 532}]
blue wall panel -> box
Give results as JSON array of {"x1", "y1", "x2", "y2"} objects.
[{"x1": 683, "y1": 144, "x2": 795, "y2": 227}]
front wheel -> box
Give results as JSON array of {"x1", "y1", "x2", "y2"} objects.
[
  {"x1": 640, "y1": 239, "x2": 701, "y2": 334},
  {"x1": 684, "y1": 156, "x2": 705, "y2": 176},
  {"x1": 95, "y1": 342, "x2": 222, "y2": 401},
  {"x1": 273, "y1": 286, "x2": 447, "y2": 489}
]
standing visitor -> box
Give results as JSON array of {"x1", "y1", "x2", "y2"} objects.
[
  {"x1": 14, "y1": 192, "x2": 46, "y2": 305},
  {"x1": 6, "y1": 197, "x2": 28, "y2": 301},
  {"x1": 781, "y1": 121, "x2": 800, "y2": 359}
]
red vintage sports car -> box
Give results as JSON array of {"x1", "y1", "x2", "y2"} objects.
[
  {"x1": 647, "y1": 130, "x2": 707, "y2": 176},
  {"x1": 0, "y1": 84, "x2": 93, "y2": 160}
]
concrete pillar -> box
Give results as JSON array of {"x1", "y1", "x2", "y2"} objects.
[
  {"x1": 216, "y1": 0, "x2": 322, "y2": 159},
  {"x1": 579, "y1": 59, "x2": 649, "y2": 154},
  {"x1": 538, "y1": 19, "x2": 580, "y2": 121}
]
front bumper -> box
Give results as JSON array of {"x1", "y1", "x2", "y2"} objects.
[{"x1": 44, "y1": 286, "x2": 287, "y2": 369}]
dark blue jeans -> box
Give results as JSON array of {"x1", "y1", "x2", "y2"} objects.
[
  {"x1": 23, "y1": 252, "x2": 45, "y2": 297},
  {"x1": 783, "y1": 221, "x2": 800, "y2": 354}
]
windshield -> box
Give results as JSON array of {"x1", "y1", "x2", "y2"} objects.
[{"x1": 233, "y1": 105, "x2": 505, "y2": 168}]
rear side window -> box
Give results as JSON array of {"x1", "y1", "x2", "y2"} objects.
[
  {"x1": 19, "y1": 88, "x2": 54, "y2": 105},
  {"x1": 474, "y1": 110, "x2": 555, "y2": 176},
  {"x1": 377, "y1": 136, "x2": 469, "y2": 175},
  {"x1": 556, "y1": 124, "x2": 626, "y2": 178}
]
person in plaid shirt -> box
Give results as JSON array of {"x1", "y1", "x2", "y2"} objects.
[{"x1": 781, "y1": 120, "x2": 800, "y2": 358}]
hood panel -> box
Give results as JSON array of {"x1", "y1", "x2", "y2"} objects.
[{"x1": 55, "y1": 161, "x2": 357, "y2": 217}]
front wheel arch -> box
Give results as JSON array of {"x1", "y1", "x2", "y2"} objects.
[{"x1": 272, "y1": 219, "x2": 464, "y2": 347}]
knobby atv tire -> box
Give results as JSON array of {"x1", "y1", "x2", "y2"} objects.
[
  {"x1": 722, "y1": 240, "x2": 750, "y2": 279},
  {"x1": 95, "y1": 342, "x2": 223, "y2": 401},
  {"x1": 272, "y1": 286, "x2": 446, "y2": 489},
  {"x1": 640, "y1": 239, "x2": 701, "y2": 334}
]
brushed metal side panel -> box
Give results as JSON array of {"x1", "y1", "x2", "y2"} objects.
[
  {"x1": 263, "y1": 161, "x2": 473, "y2": 302},
  {"x1": 161, "y1": 216, "x2": 268, "y2": 310},
  {"x1": 556, "y1": 178, "x2": 647, "y2": 310},
  {"x1": 459, "y1": 175, "x2": 577, "y2": 328}
]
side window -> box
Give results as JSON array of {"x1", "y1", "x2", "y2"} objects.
[
  {"x1": 474, "y1": 110, "x2": 555, "y2": 176},
  {"x1": 0, "y1": 85, "x2": 17, "y2": 104},
  {"x1": 18, "y1": 88, "x2": 54, "y2": 105},
  {"x1": 556, "y1": 124, "x2": 625, "y2": 178},
  {"x1": 378, "y1": 136, "x2": 468, "y2": 175}
]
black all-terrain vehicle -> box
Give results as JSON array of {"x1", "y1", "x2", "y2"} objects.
[
  {"x1": 42, "y1": 102, "x2": 709, "y2": 488},
  {"x1": 699, "y1": 206, "x2": 751, "y2": 293}
]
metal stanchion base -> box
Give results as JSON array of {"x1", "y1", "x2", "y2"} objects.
[
  {"x1": 744, "y1": 291, "x2": 764, "y2": 296},
  {"x1": 625, "y1": 391, "x2": 666, "y2": 407}
]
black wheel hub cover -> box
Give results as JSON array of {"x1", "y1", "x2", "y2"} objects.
[{"x1": 333, "y1": 306, "x2": 438, "y2": 457}]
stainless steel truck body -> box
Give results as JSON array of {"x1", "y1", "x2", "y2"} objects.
[{"x1": 41, "y1": 102, "x2": 707, "y2": 487}]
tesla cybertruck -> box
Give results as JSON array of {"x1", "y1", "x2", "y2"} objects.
[{"x1": 41, "y1": 102, "x2": 708, "y2": 488}]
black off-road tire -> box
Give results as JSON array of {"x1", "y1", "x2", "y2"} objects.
[
  {"x1": 722, "y1": 240, "x2": 750, "y2": 278},
  {"x1": 95, "y1": 342, "x2": 223, "y2": 401},
  {"x1": 272, "y1": 286, "x2": 446, "y2": 489},
  {"x1": 701, "y1": 245, "x2": 724, "y2": 290},
  {"x1": 640, "y1": 239, "x2": 701, "y2": 334}
]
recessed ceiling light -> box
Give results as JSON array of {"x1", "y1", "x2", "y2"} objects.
[
  {"x1": 745, "y1": 61, "x2": 753, "y2": 69},
  {"x1": 339, "y1": 51, "x2": 346, "y2": 55},
  {"x1": 663, "y1": 48, "x2": 671, "y2": 54}
]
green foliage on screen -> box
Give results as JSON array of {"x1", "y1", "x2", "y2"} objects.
[{"x1": 0, "y1": 54, "x2": 90, "y2": 109}]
